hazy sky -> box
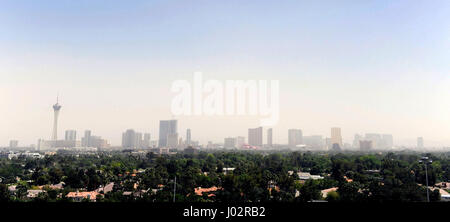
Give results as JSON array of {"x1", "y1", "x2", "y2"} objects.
[{"x1": 1, "y1": 0, "x2": 449, "y2": 147}]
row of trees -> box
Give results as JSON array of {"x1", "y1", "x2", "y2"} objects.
[{"x1": 0, "y1": 150, "x2": 448, "y2": 202}]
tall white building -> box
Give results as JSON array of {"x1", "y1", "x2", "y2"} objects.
[
  {"x1": 52, "y1": 97, "x2": 62, "y2": 141},
  {"x1": 135, "y1": 132, "x2": 142, "y2": 148},
  {"x1": 122, "y1": 129, "x2": 137, "y2": 149},
  {"x1": 267, "y1": 128, "x2": 273, "y2": 147},
  {"x1": 186, "y1": 129, "x2": 191, "y2": 146},
  {"x1": 82, "y1": 130, "x2": 92, "y2": 147},
  {"x1": 330, "y1": 127, "x2": 343, "y2": 150},
  {"x1": 65, "y1": 130, "x2": 77, "y2": 141},
  {"x1": 248, "y1": 127, "x2": 263, "y2": 147},
  {"x1": 159, "y1": 120, "x2": 178, "y2": 147}
]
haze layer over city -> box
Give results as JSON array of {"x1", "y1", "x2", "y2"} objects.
[{"x1": 1, "y1": 1, "x2": 449, "y2": 148}]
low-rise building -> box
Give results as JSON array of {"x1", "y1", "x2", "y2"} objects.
[
  {"x1": 66, "y1": 191, "x2": 100, "y2": 202},
  {"x1": 27, "y1": 190, "x2": 45, "y2": 198},
  {"x1": 441, "y1": 195, "x2": 450, "y2": 202},
  {"x1": 194, "y1": 186, "x2": 222, "y2": 197},
  {"x1": 49, "y1": 182, "x2": 65, "y2": 190},
  {"x1": 321, "y1": 187, "x2": 338, "y2": 198},
  {"x1": 96, "y1": 182, "x2": 114, "y2": 194},
  {"x1": 294, "y1": 172, "x2": 324, "y2": 180},
  {"x1": 223, "y1": 168, "x2": 235, "y2": 175},
  {"x1": 8, "y1": 185, "x2": 17, "y2": 193}
]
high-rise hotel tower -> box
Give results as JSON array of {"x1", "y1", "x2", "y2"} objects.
[{"x1": 52, "y1": 96, "x2": 62, "y2": 141}]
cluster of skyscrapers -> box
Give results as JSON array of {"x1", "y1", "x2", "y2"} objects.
[
  {"x1": 220, "y1": 127, "x2": 342, "y2": 151},
  {"x1": 5, "y1": 98, "x2": 432, "y2": 151},
  {"x1": 353, "y1": 133, "x2": 394, "y2": 150},
  {"x1": 36, "y1": 98, "x2": 109, "y2": 150},
  {"x1": 222, "y1": 127, "x2": 272, "y2": 149},
  {"x1": 121, "y1": 120, "x2": 196, "y2": 150},
  {"x1": 121, "y1": 129, "x2": 152, "y2": 149}
]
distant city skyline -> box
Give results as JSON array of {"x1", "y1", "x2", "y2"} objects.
[
  {"x1": 0, "y1": 96, "x2": 447, "y2": 149},
  {"x1": 0, "y1": 98, "x2": 447, "y2": 148},
  {"x1": 1, "y1": 1, "x2": 449, "y2": 147}
]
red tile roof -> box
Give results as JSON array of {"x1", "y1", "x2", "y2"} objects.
[
  {"x1": 194, "y1": 186, "x2": 222, "y2": 196},
  {"x1": 66, "y1": 191, "x2": 100, "y2": 201}
]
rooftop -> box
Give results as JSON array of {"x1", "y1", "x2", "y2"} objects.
[{"x1": 66, "y1": 191, "x2": 100, "y2": 201}]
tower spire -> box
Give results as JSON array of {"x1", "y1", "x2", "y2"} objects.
[{"x1": 52, "y1": 95, "x2": 62, "y2": 141}]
